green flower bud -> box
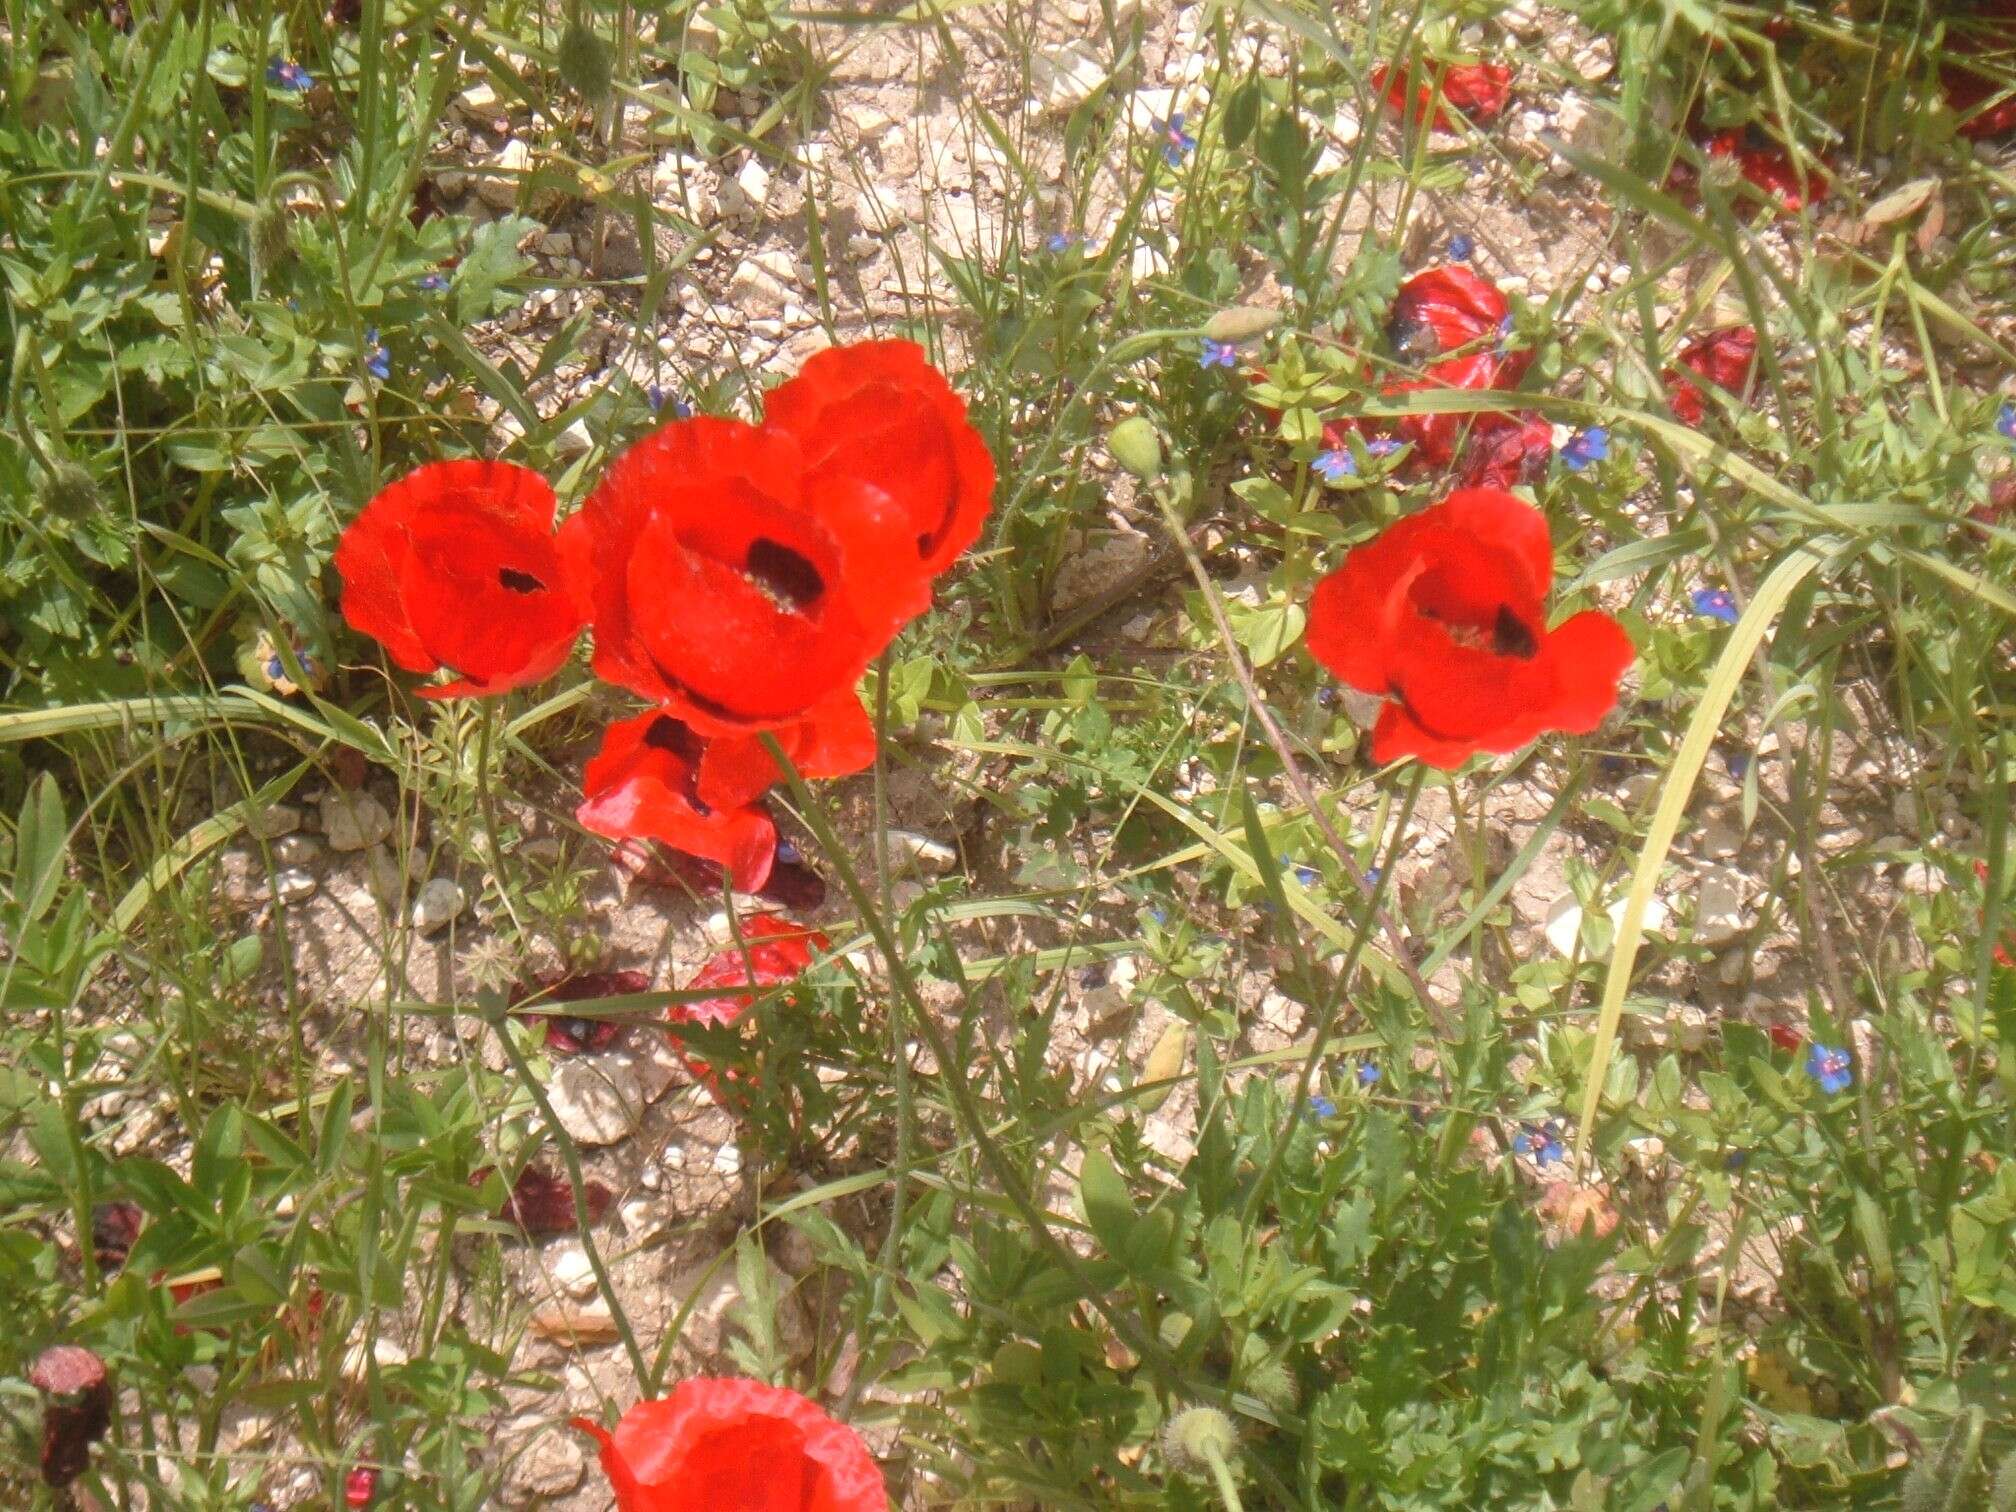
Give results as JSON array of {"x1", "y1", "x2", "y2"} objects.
[
  {"x1": 38, "y1": 461, "x2": 98, "y2": 521},
  {"x1": 1108, "y1": 416, "x2": 1164, "y2": 480},
  {"x1": 1162, "y1": 1405, "x2": 1236, "y2": 1476},
  {"x1": 1204, "y1": 305, "x2": 1280, "y2": 343},
  {"x1": 558, "y1": 18, "x2": 614, "y2": 103}
]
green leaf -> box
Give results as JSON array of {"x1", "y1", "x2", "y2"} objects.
[{"x1": 13, "y1": 773, "x2": 67, "y2": 923}]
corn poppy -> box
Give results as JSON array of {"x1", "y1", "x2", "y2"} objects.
[
  {"x1": 1370, "y1": 60, "x2": 1513, "y2": 130},
  {"x1": 759, "y1": 339, "x2": 995, "y2": 629},
  {"x1": 576, "y1": 1378, "x2": 884, "y2": 1512},
  {"x1": 335, "y1": 460, "x2": 584, "y2": 698},
  {"x1": 577, "y1": 711, "x2": 780, "y2": 894},
  {"x1": 479, "y1": 1163, "x2": 614, "y2": 1235},
  {"x1": 1384, "y1": 349, "x2": 1534, "y2": 467},
  {"x1": 1388, "y1": 265, "x2": 1509, "y2": 357},
  {"x1": 1665, "y1": 326, "x2": 1759, "y2": 425},
  {"x1": 1305, "y1": 488, "x2": 1634, "y2": 768},
  {"x1": 1457, "y1": 412, "x2": 1555, "y2": 489},
  {"x1": 516, "y1": 969, "x2": 655, "y2": 1054}
]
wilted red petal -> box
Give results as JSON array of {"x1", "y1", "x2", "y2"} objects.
[
  {"x1": 92, "y1": 1201, "x2": 145, "y2": 1273},
  {"x1": 483, "y1": 1164, "x2": 614, "y2": 1235},
  {"x1": 31, "y1": 1345, "x2": 111, "y2": 1488},
  {"x1": 1457, "y1": 413, "x2": 1554, "y2": 490},
  {"x1": 1768, "y1": 1024, "x2": 1803, "y2": 1051},
  {"x1": 578, "y1": 1378, "x2": 885, "y2": 1512},
  {"x1": 515, "y1": 970, "x2": 655, "y2": 1054},
  {"x1": 1390, "y1": 265, "x2": 1509, "y2": 353},
  {"x1": 345, "y1": 1465, "x2": 379, "y2": 1508},
  {"x1": 1664, "y1": 326, "x2": 1759, "y2": 426}
]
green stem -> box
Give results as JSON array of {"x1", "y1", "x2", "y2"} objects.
[{"x1": 1203, "y1": 1443, "x2": 1245, "y2": 1512}]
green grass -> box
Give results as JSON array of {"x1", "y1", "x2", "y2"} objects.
[{"x1": 6, "y1": 0, "x2": 2016, "y2": 1506}]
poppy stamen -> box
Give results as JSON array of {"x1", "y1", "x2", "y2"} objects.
[
  {"x1": 1491, "y1": 605, "x2": 1538, "y2": 659},
  {"x1": 744, "y1": 539, "x2": 824, "y2": 612},
  {"x1": 497, "y1": 567, "x2": 545, "y2": 593}
]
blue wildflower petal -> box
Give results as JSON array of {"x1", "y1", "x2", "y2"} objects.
[
  {"x1": 1448, "y1": 233, "x2": 1475, "y2": 261},
  {"x1": 1308, "y1": 1095, "x2": 1338, "y2": 1119},
  {"x1": 1365, "y1": 437, "x2": 1403, "y2": 458},
  {"x1": 1199, "y1": 339, "x2": 1238, "y2": 369},
  {"x1": 1691, "y1": 587, "x2": 1739, "y2": 624},
  {"x1": 1804, "y1": 1043, "x2": 1853, "y2": 1095},
  {"x1": 1562, "y1": 426, "x2": 1609, "y2": 471},
  {"x1": 1999, "y1": 402, "x2": 2016, "y2": 443},
  {"x1": 1313, "y1": 448, "x2": 1355, "y2": 482},
  {"x1": 1355, "y1": 1062, "x2": 1381, "y2": 1086},
  {"x1": 266, "y1": 58, "x2": 313, "y2": 91}
]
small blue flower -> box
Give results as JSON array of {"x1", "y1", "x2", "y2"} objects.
[
  {"x1": 1448, "y1": 233, "x2": 1475, "y2": 261},
  {"x1": 1199, "y1": 339, "x2": 1239, "y2": 369},
  {"x1": 1365, "y1": 437, "x2": 1403, "y2": 458},
  {"x1": 1316, "y1": 686, "x2": 1338, "y2": 709},
  {"x1": 415, "y1": 271, "x2": 450, "y2": 292},
  {"x1": 363, "y1": 327, "x2": 390, "y2": 381},
  {"x1": 1691, "y1": 587, "x2": 1739, "y2": 624},
  {"x1": 1726, "y1": 752, "x2": 1751, "y2": 780},
  {"x1": 1158, "y1": 114, "x2": 1197, "y2": 167},
  {"x1": 1514, "y1": 1120, "x2": 1565, "y2": 1165},
  {"x1": 645, "y1": 385, "x2": 693, "y2": 417},
  {"x1": 265, "y1": 654, "x2": 287, "y2": 683},
  {"x1": 1724, "y1": 1150, "x2": 1749, "y2": 1171},
  {"x1": 1294, "y1": 865, "x2": 1320, "y2": 887},
  {"x1": 1045, "y1": 231, "x2": 1079, "y2": 253},
  {"x1": 1363, "y1": 866, "x2": 1381, "y2": 886},
  {"x1": 1313, "y1": 448, "x2": 1355, "y2": 482},
  {"x1": 1148, "y1": 905, "x2": 1169, "y2": 926},
  {"x1": 1561, "y1": 426, "x2": 1609, "y2": 471},
  {"x1": 1308, "y1": 1094, "x2": 1338, "y2": 1119},
  {"x1": 267, "y1": 58, "x2": 313, "y2": 91},
  {"x1": 1355, "y1": 1062, "x2": 1381, "y2": 1087},
  {"x1": 1999, "y1": 402, "x2": 2016, "y2": 443},
  {"x1": 775, "y1": 838, "x2": 801, "y2": 865},
  {"x1": 1804, "y1": 1043, "x2": 1853, "y2": 1096},
  {"x1": 1498, "y1": 311, "x2": 1515, "y2": 338}
]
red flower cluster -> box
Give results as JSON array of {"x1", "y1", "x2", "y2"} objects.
[
  {"x1": 1306, "y1": 489, "x2": 1633, "y2": 768},
  {"x1": 575, "y1": 1377, "x2": 885, "y2": 1511},
  {"x1": 1370, "y1": 60, "x2": 1513, "y2": 130},
  {"x1": 334, "y1": 342, "x2": 992, "y2": 890},
  {"x1": 1665, "y1": 326, "x2": 1760, "y2": 425},
  {"x1": 669, "y1": 916, "x2": 830, "y2": 1092}
]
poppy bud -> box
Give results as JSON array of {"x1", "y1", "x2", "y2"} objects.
[
  {"x1": 31, "y1": 1345, "x2": 112, "y2": 1488},
  {"x1": 1243, "y1": 1357, "x2": 1299, "y2": 1413},
  {"x1": 1107, "y1": 416, "x2": 1165, "y2": 480},
  {"x1": 38, "y1": 460, "x2": 99, "y2": 522},
  {"x1": 1203, "y1": 305, "x2": 1280, "y2": 343},
  {"x1": 1993, "y1": 1449, "x2": 2016, "y2": 1511},
  {"x1": 1900, "y1": 1406, "x2": 1984, "y2": 1512},
  {"x1": 557, "y1": 18, "x2": 613, "y2": 104},
  {"x1": 1162, "y1": 1405, "x2": 1237, "y2": 1476}
]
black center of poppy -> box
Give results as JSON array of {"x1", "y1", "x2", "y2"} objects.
[
  {"x1": 744, "y1": 539, "x2": 823, "y2": 612},
  {"x1": 1385, "y1": 312, "x2": 1440, "y2": 360},
  {"x1": 497, "y1": 567, "x2": 545, "y2": 594},
  {"x1": 1491, "y1": 605, "x2": 1538, "y2": 659},
  {"x1": 640, "y1": 716, "x2": 713, "y2": 815}
]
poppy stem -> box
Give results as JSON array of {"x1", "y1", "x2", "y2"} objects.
[
  {"x1": 474, "y1": 700, "x2": 525, "y2": 933},
  {"x1": 1202, "y1": 1443, "x2": 1245, "y2": 1512}
]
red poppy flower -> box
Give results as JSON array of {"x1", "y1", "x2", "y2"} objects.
[
  {"x1": 1767, "y1": 1023, "x2": 1804, "y2": 1052},
  {"x1": 1305, "y1": 488, "x2": 1634, "y2": 768},
  {"x1": 1457, "y1": 412, "x2": 1555, "y2": 489},
  {"x1": 577, "y1": 711, "x2": 780, "y2": 894},
  {"x1": 574, "y1": 1378, "x2": 885, "y2": 1512},
  {"x1": 761, "y1": 339, "x2": 996, "y2": 629},
  {"x1": 31, "y1": 1345, "x2": 111, "y2": 1488},
  {"x1": 345, "y1": 1465, "x2": 379, "y2": 1508},
  {"x1": 1974, "y1": 860, "x2": 2016, "y2": 965},
  {"x1": 335, "y1": 460, "x2": 584, "y2": 698},
  {"x1": 669, "y1": 916, "x2": 830, "y2": 1091},
  {"x1": 1665, "y1": 326, "x2": 1759, "y2": 425},
  {"x1": 1941, "y1": 3, "x2": 2016, "y2": 137},
  {"x1": 1370, "y1": 60, "x2": 1513, "y2": 130},
  {"x1": 1389, "y1": 266, "x2": 1508, "y2": 356}
]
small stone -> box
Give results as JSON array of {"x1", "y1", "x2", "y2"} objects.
[
  {"x1": 712, "y1": 1142, "x2": 742, "y2": 1177},
  {"x1": 1899, "y1": 861, "x2": 1943, "y2": 895},
  {"x1": 272, "y1": 833, "x2": 320, "y2": 867},
  {"x1": 364, "y1": 844, "x2": 405, "y2": 904},
  {"x1": 546, "y1": 1056, "x2": 651, "y2": 1146},
  {"x1": 1696, "y1": 814, "x2": 1743, "y2": 861},
  {"x1": 733, "y1": 157, "x2": 772, "y2": 217},
  {"x1": 1543, "y1": 893, "x2": 1670, "y2": 957},
  {"x1": 885, "y1": 829, "x2": 957, "y2": 876},
  {"x1": 538, "y1": 230, "x2": 573, "y2": 258},
  {"x1": 545, "y1": 1242, "x2": 599, "y2": 1300},
  {"x1": 1692, "y1": 865, "x2": 1749, "y2": 947},
  {"x1": 339, "y1": 1337, "x2": 408, "y2": 1382},
  {"x1": 321, "y1": 790, "x2": 393, "y2": 852},
  {"x1": 244, "y1": 802, "x2": 301, "y2": 840},
  {"x1": 1031, "y1": 40, "x2": 1109, "y2": 114},
  {"x1": 727, "y1": 256, "x2": 789, "y2": 316},
  {"x1": 434, "y1": 168, "x2": 468, "y2": 199},
  {"x1": 456, "y1": 81, "x2": 501, "y2": 122},
  {"x1": 411, "y1": 877, "x2": 467, "y2": 937},
  {"x1": 508, "y1": 1431, "x2": 585, "y2": 1500},
  {"x1": 273, "y1": 867, "x2": 317, "y2": 903},
  {"x1": 479, "y1": 139, "x2": 531, "y2": 210}
]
